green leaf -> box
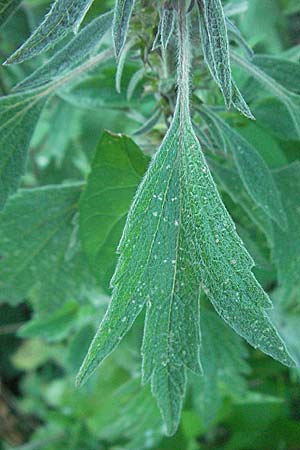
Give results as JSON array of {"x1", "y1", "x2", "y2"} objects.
[
  {"x1": 113, "y1": 0, "x2": 136, "y2": 58},
  {"x1": 4, "y1": 0, "x2": 95, "y2": 64},
  {"x1": 14, "y1": 11, "x2": 114, "y2": 92},
  {"x1": 272, "y1": 163, "x2": 300, "y2": 298},
  {"x1": 232, "y1": 51, "x2": 300, "y2": 138},
  {"x1": 101, "y1": 379, "x2": 164, "y2": 450},
  {"x1": 77, "y1": 100, "x2": 293, "y2": 432},
  {"x1": 197, "y1": 0, "x2": 232, "y2": 107},
  {"x1": 18, "y1": 301, "x2": 79, "y2": 342},
  {"x1": 209, "y1": 160, "x2": 272, "y2": 239},
  {"x1": 0, "y1": 90, "x2": 48, "y2": 210},
  {"x1": 77, "y1": 6, "x2": 294, "y2": 434},
  {"x1": 191, "y1": 309, "x2": 249, "y2": 425},
  {"x1": 0, "y1": 184, "x2": 96, "y2": 310},
  {"x1": 203, "y1": 108, "x2": 287, "y2": 228},
  {"x1": 0, "y1": 0, "x2": 22, "y2": 29},
  {"x1": 79, "y1": 131, "x2": 149, "y2": 292},
  {"x1": 253, "y1": 55, "x2": 300, "y2": 95}
]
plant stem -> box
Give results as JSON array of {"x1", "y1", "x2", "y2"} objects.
[{"x1": 177, "y1": 0, "x2": 191, "y2": 118}]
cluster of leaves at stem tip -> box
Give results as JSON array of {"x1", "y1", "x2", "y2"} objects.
[{"x1": 1, "y1": 0, "x2": 299, "y2": 439}]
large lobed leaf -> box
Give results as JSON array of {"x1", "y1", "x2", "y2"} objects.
[{"x1": 77, "y1": 99, "x2": 294, "y2": 434}]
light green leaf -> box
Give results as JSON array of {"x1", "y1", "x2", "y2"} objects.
[
  {"x1": 203, "y1": 108, "x2": 287, "y2": 228},
  {"x1": 197, "y1": 0, "x2": 232, "y2": 107},
  {"x1": 0, "y1": 0, "x2": 22, "y2": 29},
  {"x1": 0, "y1": 184, "x2": 96, "y2": 310},
  {"x1": 14, "y1": 11, "x2": 114, "y2": 92},
  {"x1": 4, "y1": 0, "x2": 95, "y2": 64},
  {"x1": 113, "y1": 0, "x2": 136, "y2": 58},
  {"x1": 0, "y1": 89, "x2": 47, "y2": 210},
  {"x1": 79, "y1": 131, "x2": 149, "y2": 292}
]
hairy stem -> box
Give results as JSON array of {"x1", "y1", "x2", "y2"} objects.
[{"x1": 177, "y1": 0, "x2": 191, "y2": 117}]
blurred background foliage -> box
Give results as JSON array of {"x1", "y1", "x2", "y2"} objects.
[{"x1": 0, "y1": 0, "x2": 300, "y2": 449}]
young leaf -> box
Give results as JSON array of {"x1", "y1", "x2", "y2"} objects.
[
  {"x1": 79, "y1": 131, "x2": 149, "y2": 292},
  {"x1": 0, "y1": 0, "x2": 22, "y2": 29},
  {"x1": 202, "y1": 108, "x2": 287, "y2": 228},
  {"x1": 0, "y1": 184, "x2": 96, "y2": 310},
  {"x1": 0, "y1": 89, "x2": 48, "y2": 210},
  {"x1": 77, "y1": 3, "x2": 294, "y2": 436},
  {"x1": 113, "y1": 0, "x2": 136, "y2": 58},
  {"x1": 197, "y1": 0, "x2": 232, "y2": 107},
  {"x1": 4, "y1": 0, "x2": 95, "y2": 65},
  {"x1": 14, "y1": 11, "x2": 114, "y2": 92}
]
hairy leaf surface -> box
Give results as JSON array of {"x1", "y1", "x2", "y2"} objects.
[
  {"x1": 113, "y1": 0, "x2": 136, "y2": 58},
  {"x1": 14, "y1": 11, "x2": 114, "y2": 92},
  {"x1": 5, "y1": 0, "x2": 95, "y2": 64},
  {"x1": 197, "y1": 0, "x2": 232, "y2": 107},
  {"x1": 77, "y1": 101, "x2": 294, "y2": 434},
  {"x1": 79, "y1": 131, "x2": 149, "y2": 292}
]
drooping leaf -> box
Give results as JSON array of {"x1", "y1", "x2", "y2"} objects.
[
  {"x1": 77, "y1": 98, "x2": 294, "y2": 435},
  {"x1": 0, "y1": 184, "x2": 96, "y2": 310},
  {"x1": 77, "y1": 4, "x2": 294, "y2": 436},
  {"x1": 191, "y1": 309, "x2": 249, "y2": 425},
  {"x1": 197, "y1": 0, "x2": 232, "y2": 107},
  {"x1": 4, "y1": 0, "x2": 95, "y2": 64},
  {"x1": 202, "y1": 108, "x2": 287, "y2": 228},
  {"x1": 14, "y1": 11, "x2": 114, "y2": 92},
  {"x1": 0, "y1": 0, "x2": 22, "y2": 29},
  {"x1": 79, "y1": 131, "x2": 149, "y2": 292},
  {"x1": 113, "y1": 0, "x2": 136, "y2": 58},
  {"x1": 0, "y1": 89, "x2": 48, "y2": 210}
]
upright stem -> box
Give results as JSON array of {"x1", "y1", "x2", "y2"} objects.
[{"x1": 177, "y1": 0, "x2": 191, "y2": 118}]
